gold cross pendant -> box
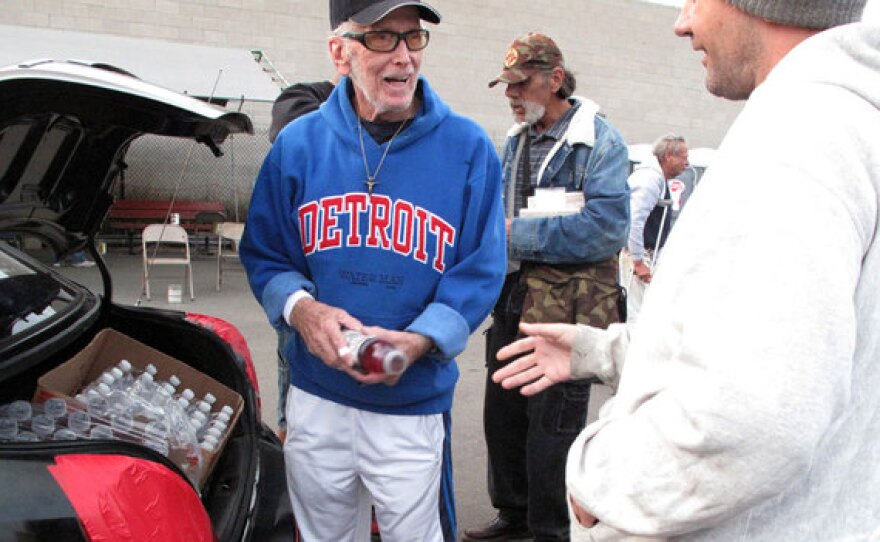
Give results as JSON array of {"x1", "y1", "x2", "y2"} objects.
[{"x1": 365, "y1": 177, "x2": 378, "y2": 196}]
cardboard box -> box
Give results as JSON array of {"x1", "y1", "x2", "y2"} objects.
[{"x1": 35, "y1": 328, "x2": 243, "y2": 489}]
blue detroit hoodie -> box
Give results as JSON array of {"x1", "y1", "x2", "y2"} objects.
[{"x1": 240, "y1": 76, "x2": 506, "y2": 415}]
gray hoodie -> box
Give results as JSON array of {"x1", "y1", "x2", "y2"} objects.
[{"x1": 567, "y1": 23, "x2": 880, "y2": 541}]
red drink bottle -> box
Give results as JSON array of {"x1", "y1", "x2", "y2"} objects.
[{"x1": 342, "y1": 330, "x2": 408, "y2": 374}]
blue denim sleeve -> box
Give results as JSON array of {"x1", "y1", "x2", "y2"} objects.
[{"x1": 509, "y1": 130, "x2": 630, "y2": 263}]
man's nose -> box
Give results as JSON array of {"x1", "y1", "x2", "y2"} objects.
[
  {"x1": 674, "y1": 0, "x2": 694, "y2": 37},
  {"x1": 390, "y1": 37, "x2": 411, "y2": 62}
]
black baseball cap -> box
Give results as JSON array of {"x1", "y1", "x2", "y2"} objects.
[{"x1": 330, "y1": 0, "x2": 441, "y2": 29}]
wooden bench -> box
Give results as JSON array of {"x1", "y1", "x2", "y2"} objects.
[{"x1": 104, "y1": 199, "x2": 227, "y2": 252}]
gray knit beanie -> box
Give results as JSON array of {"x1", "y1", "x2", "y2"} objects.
[{"x1": 727, "y1": 0, "x2": 866, "y2": 29}]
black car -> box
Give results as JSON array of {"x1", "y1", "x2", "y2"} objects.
[{"x1": 0, "y1": 59, "x2": 293, "y2": 541}]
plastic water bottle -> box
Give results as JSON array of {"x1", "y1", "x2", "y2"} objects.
[
  {"x1": 135, "y1": 362, "x2": 159, "y2": 391},
  {"x1": 31, "y1": 414, "x2": 55, "y2": 440},
  {"x1": 97, "y1": 381, "x2": 133, "y2": 414},
  {"x1": 200, "y1": 436, "x2": 219, "y2": 458},
  {"x1": 129, "y1": 375, "x2": 174, "y2": 421},
  {"x1": 2, "y1": 400, "x2": 32, "y2": 422},
  {"x1": 187, "y1": 399, "x2": 212, "y2": 422},
  {"x1": 212, "y1": 405, "x2": 234, "y2": 425},
  {"x1": 166, "y1": 397, "x2": 198, "y2": 447},
  {"x1": 156, "y1": 376, "x2": 182, "y2": 400},
  {"x1": 0, "y1": 417, "x2": 17, "y2": 441},
  {"x1": 53, "y1": 428, "x2": 78, "y2": 441},
  {"x1": 43, "y1": 398, "x2": 68, "y2": 419},
  {"x1": 135, "y1": 381, "x2": 175, "y2": 422},
  {"x1": 15, "y1": 430, "x2": 39, "y2": 442},
  {"x1": 89, "y1": 424, "x2": 113, "y2": 440},
  {"x1": 201, "y1": 424, "x2": 223, "y2": 443},
  {"x1": 124, "y1": 362, "x2": 158, "y2": 387},
  {"x1": 78, "y1": 373, "x2": 114, "y2": 399},
  {"x1": 189, "y1": 410, "x2": 209, "y2": 434},
  {"x1": 103, "y1": 367, "x2": 127, "y2": 389},
  {"x1": 122, "y1": 368, "x2": 177, "y2": 420},
  {"x1": 156, "y1": 382, "x2": 177, "y2": 404},
  {"x1": 130, "y1": 372, "x2": 157, "y2": 399},
  {"x1": 115, "y1": 359, "x2": 135, "y2": 388},
  {"x1": 181, "y1": 441, "x2": 204, "y2": 486},
  {"x1": 67, "y1": 410, "x2": 92, "y2": 435},
  {"x1": 110, "y1": 411, "x2": 134, "y2": 435},
  {"x1": 85, "y1": 390, "x2": 110, "y2": 419},
  {"x1": 145, "y1": 420, "x2": 169, "y2": 441},
  {"x1": 341, "y1": 329, "x2": 408, "y2": 374},
  {"x1": 173, "y1": 397, "x2": 192, "y2": 421},
  {"x1": 168, "y1": 375, "x2": 182, "y2": 389}
]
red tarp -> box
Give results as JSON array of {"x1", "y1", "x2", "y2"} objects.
[
  {"x1": 187, "y1": 313, "x2": 261, "y2": 413},
  {"x1": 49, "y1": 454, "x2": 215, "y2": 542}
]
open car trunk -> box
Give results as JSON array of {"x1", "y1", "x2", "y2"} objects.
[
  {"x1": 0, "y1": 60, "x2": 292, "y2": 541},
  {"x1": 0, "y1": 241, "x2": 291, "y2": 542}
]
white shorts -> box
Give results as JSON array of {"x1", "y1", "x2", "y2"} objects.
[{"x1": 284, "y1": 386, "x2": 456, "y2": 541}]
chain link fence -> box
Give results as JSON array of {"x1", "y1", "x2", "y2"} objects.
[{"x1": 111, "y1": 100, "x2": 274, "y2": 223}]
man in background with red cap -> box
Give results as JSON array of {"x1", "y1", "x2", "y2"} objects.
[{"x1": 465, "y1": 32, "x2": 629, "y2": 542}]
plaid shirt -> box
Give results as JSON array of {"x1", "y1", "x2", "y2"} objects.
[{"x1": 512, "y1": 102, "x2": 580, "y2": 216}]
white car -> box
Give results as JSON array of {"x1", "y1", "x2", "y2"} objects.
[{"x1": 0, "y1": 60, "x2": 294, "y2": 541}]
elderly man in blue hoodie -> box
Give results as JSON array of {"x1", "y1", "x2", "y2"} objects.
[{"x1": 240, "y1": 1, "x2": 506, "y2": 540}]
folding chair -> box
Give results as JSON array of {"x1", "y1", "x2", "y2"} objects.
[
  {"x1": 141, "y1": 224, "x2": 194, "y2": 301},
  {"x1": 215, "y1": 222, "x2": 245, "y2": 291}
]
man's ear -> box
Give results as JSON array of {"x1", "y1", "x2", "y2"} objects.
[
  {"x1": 658, "y1": 153, "x2": 672, "y2": 175},
  {"x1": 329, "y1": 37, "x2": 351, "y2": 76},
  {"x1": 550, "y1": 66, "x2": 565, "y2": 94},
  {"x1": 657, "y1": 152, "x2": 668, "y2": 166}
]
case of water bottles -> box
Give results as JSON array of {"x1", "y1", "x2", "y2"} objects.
[{"x1": 30, "y1": 329, "x2": 243, "y2": 489}]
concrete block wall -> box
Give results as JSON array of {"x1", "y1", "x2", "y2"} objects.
[{"x1": 8, "y1": 0, "x2": 742, "y2": 151}]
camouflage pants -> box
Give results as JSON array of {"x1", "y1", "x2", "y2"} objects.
[
  {"x1": 519, "y1": 256, "x2": 622, "y2": 329},
  {"x1": 482, "y1": 256, "x2": 622, "y2": 539}
]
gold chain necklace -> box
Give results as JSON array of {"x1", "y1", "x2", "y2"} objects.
[{"x1": 357, "y1": 118, "x2": 408, "y2": 196}]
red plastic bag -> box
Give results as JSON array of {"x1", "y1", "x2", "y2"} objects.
[
  {"x1": 49, "y1": 454, "x2": 214, "y2": 542},
  {"x1": 187, "y1": 313, "x2": 261, "y2": 404}
]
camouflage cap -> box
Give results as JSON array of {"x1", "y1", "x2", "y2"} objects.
[{"x1": 488, "y1": 32, "x2": 564, "y2": 88}]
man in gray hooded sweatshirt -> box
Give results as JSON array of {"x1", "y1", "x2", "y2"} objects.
[{"x1": 492, "y1": 0, "x2": 880, "y2": 540}]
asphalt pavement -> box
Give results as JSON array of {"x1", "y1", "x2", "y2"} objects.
[{"x1": 59, "y1": 241, "x2": 611, "y2": 541}]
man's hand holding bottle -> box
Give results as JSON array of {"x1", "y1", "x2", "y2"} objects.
[{"x1": 290, "y1": 298, "x2": 433, "y2": 386}]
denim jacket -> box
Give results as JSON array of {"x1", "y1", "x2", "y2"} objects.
[{"x1": 504, "y1": 97, "x2": 630, "y2": 264}]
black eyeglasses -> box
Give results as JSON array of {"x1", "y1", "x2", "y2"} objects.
[{"x1": 342, "y1": 29, "x2": 430, "y2": 52}]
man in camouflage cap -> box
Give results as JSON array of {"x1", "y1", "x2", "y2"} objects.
[
  {"x1": 488, "y1": 32, "x2": 565, "y2": 88},
  {"x1": 465, "y1": 31, "x2": 629, "y2": 542}
]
